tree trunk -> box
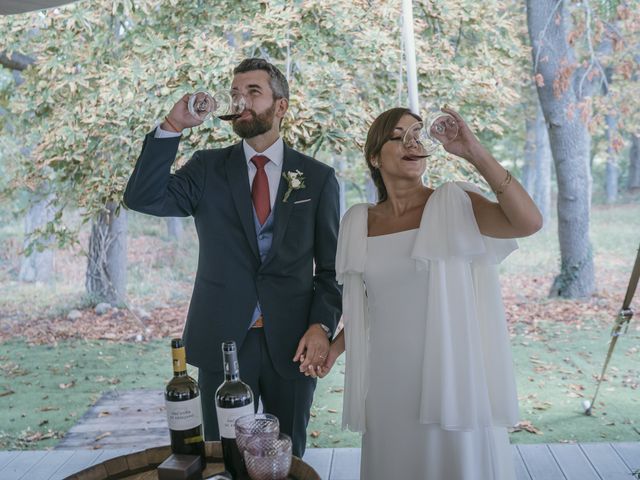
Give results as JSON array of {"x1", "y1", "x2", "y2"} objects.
[
  {"x1": 628, "y1": 134, "x2": 640, "y2": 191},
  {"x1": 19, "y1": 190, "x2": 54, "y2": 283},
  {"x1": 527, "y1": 0, "x2": 595, "y2": 298},
  {"x1": 166, "y1": 217, "x2": 184, "y2": 241},
  {"x1": 533, "y1": 104, "x2": 552, "y2": 225},
  {"x1": 86, "y1": 201, "x2": 128, "y2": 305},
  {"x1": 522, "y1": 114, "x2": 537, "y2": 195},
  {"x1": 603, "y1": 67, "x2": 618, "y2": 204},
  {"x1": 604, "y1": 110, "x2": 619, "y2": 203}
]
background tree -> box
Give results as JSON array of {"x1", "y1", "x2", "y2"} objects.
[{"x1": 526, "y1": 0, "x2": 638, "y2": 298}]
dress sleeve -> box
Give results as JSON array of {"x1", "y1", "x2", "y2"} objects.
[
  {"x1": 336, "y1": 204, "x2": 369, "y2": 283},
  {"x1": 335, "y1": 203, "x2": 370, "y2": 433},
  {"x1": 410, "y1": 182, "x2": 520, "y2": 430},
  {"x1": 411, "y1": 182, "x2": 517, "y2": 266}
]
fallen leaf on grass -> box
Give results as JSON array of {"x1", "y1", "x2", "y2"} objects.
[
  {"x1": 59, "y1": 380, "x2": 76, "y2": 389},
  {"x1": 0, "y1": 388, "x2": 15, "y2": 397},
  {"x1": 40, "y1": 406, "x2": 59, "y2": 412},
  {"x1": 310, "y1": 431, "x2": 320, "y2": 438},
  {"x1": 511, "y1": 420, "x2": 544, "y2": 435},
  {"x1": 22, "y1": 430, "x2": 62, "y2": 442},
  {"x1": 327, "y1": 409, "x2": 338, "y2": 413},
  {"x1": 98, "y1": 411, "x2": 111, "y2": 417},
  {"x1": 95, "y1": 432, "x2": 111, "y2": 441},
  {"x1": 95, "y1": 376, "x2": 121, "y2": 385},
  {"x1": 330, "y1": 387, "x2": 344, "y2": 393}
]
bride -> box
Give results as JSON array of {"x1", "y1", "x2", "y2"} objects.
[{"x1": 318, "y1": 107, "x2": 542, "y2": 479}]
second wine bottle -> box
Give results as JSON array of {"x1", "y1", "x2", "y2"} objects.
[{"x1": 215, "y1": 341, "x2": 254, "y2": 479}]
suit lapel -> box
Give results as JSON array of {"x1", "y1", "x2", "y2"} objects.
[
  {"x1": 225, "y1": 142, "x2": 260, "y2": 261},
  {"x1": 261, "y1": 144, "x2": 302, "y2": 269}
]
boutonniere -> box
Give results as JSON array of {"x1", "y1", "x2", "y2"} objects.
[{"x1": 282, "y1": 170, "x2": 306, "y2": 202}]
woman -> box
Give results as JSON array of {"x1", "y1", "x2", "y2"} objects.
[{"x1": 319, "y1": 107, "x2": 542, "y2": 479}]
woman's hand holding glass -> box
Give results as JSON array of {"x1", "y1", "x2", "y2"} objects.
[{"x1": 435, "y1": 107, "x2": 485, "y2": 162}]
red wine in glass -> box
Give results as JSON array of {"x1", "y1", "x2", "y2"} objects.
[{"x1": 217, "y1": 113, "x2": 241, "y2": 121}]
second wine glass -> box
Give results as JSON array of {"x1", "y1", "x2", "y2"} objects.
[
  {"x1": 188, "y1": 90, "x2": 247, "y2": 122},
  {"x1": 402, "y1": 109, "x2": 459, "y2": 156}
]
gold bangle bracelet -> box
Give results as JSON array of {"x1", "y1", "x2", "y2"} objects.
[{"x1": 494, "y1": 170, "x2": 512, "y2": 196}]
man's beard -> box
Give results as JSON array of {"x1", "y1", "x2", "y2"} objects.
[{"x1": 232, "y1": 101, "x2": 277, "y2": 139}]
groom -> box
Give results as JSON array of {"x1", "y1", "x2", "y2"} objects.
[{"x1": 123, "y1": 58, "x2": 342, "y2": 456}]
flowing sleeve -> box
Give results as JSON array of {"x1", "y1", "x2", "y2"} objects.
[
  {"x1": 335, "y1": 204, "x2": 369, "y2": 433},
  {"x1": 411, "y1": 181, "x2": 517, "y2": 266},
  {"x1": 411, "y1": 182, "x2": 520, "y2": 430}
]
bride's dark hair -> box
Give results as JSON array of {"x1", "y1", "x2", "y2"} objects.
[{"x1": 364, "y1": 107, "x2": 421, "y2": 203}]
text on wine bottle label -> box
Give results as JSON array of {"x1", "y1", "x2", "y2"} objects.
[
  {"x1": 216, "y1": 403, "x2": 255, "y2": 438},
  {"x1": 165, "y1": 397, "x2": 203, "y2": 431}
]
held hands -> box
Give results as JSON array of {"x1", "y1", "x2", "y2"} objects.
[
  {"x1": 162, "y1": 94, "x2": 202, "y2": 133},
  {"x1": 316, "y1": 344, "x2": 340, "y2": 379},
  {"x1": 438, "y1": 107, "x2": 487, "y2": 164},
  {"x1": 293, "y1": 324, "x2": 330, "y2": 379}
]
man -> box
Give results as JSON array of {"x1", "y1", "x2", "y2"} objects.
[{"x1": 123, "y1": 58, "x2": 342, "y2": 457}]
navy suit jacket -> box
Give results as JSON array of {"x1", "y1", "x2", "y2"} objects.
[{"x1": 124, "y1": 133, "x2": 342, "y2": 379}]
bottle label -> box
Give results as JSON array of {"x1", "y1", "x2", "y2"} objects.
[
  {"x1": 216, "y1": 403, "x2": 255, "y2": 438},
  {"x1": 166, "y1": 397, "x2": 203, "y2": 431}
]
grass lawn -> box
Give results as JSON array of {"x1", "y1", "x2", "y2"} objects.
[{"x1": 0, "y1": 202, "x2": 639, "y2": 450}]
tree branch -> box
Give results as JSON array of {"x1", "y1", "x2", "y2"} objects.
[
  {"x1": 577, "y1": 0, "x2": 609, "y2": 99},
  {"x1": 533, "y1": 0, "x2": 564, "y2": 74}
]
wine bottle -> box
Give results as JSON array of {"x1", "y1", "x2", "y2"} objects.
[
  {"x1": 165, "y1": 338, "x2": 206, "y2": 468},
  {"x1": 215, "y1": 341, "x2": 255, "y2": 479}
]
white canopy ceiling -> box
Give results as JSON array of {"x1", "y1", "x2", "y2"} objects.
[{"x1": 0, "y1": 0, "x2": 76, "y2": 15}]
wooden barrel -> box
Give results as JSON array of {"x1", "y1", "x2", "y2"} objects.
[{"x1": 65, "y1": 441, "x2": 320, "y2": 480}]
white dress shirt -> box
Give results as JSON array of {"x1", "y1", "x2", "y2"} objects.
[{"x1": 155, "y1": 125, "x2": 283, "y2": 207}]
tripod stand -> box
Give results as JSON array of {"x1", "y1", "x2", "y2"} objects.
[{"x1": 583, "y1": 243, "x2": 640, "y2": 415}]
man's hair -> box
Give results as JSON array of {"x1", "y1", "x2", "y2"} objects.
[{"x1": 233, "y1": 58, "x2": 289, "y2": 101}]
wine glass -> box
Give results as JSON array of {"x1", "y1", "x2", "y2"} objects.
[
  {"x1": 235, "y1": 413, "x2": 280, "y2": 454},
  {"x1": 243, "y1": 433, "x2": 292, "y2": 480},
  {"x1": 188, "y1": 90, "x2": 247, "y2": 122},
  {"x1": 402, "y1": 108, "x2": 459, "y2": 156}
]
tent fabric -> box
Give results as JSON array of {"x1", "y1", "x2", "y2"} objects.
[{"x1": 0, "y1": 0, "x2": 76, "y2": 15}]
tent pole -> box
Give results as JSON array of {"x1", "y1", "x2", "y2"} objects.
[{"x1": 402, "y1": 0, "x2": 420, "y2": 115}]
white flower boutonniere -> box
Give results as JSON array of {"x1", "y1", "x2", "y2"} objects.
[{"x1": 282, "y1": 170, "x2": 306, "y2": 202}]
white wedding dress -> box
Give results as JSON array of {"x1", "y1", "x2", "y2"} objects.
[
  {"x1": 336, "y1": 182, "x2": 520, "y2": 480},
  {"x1": 363, "y1": 229, "x2": 515, "y2": 479}
]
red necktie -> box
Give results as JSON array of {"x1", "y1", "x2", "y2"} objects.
[{"x1": 251, "y1": 155, "x2": 271, "y2": 225}]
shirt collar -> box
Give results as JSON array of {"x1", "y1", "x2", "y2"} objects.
[{"x1": 243, "y1": 137, "x2": 284, "y2": 167}]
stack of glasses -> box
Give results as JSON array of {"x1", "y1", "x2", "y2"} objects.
[{"x1": 235, "y1": 413, "x2": 292, "y2": 480}]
